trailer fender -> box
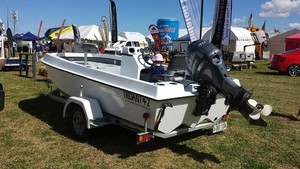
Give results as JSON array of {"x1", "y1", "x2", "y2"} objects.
[{"x1": 63, "y1": 96, "x2": 103, "y2": 129}]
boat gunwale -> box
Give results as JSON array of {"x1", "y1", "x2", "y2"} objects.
[{"x1": 42, "y1": 58, "x2": 196, "y2": 102}]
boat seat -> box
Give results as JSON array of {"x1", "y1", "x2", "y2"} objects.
[
  {"x1": 140, "y1": 54, "x2": 187, "y2": 82},
  {"x1": 164, "y1": 54, "x2": 187, "y2": 82}
]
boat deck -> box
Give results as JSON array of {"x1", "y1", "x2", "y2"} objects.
[{"x1": 83, "y1": 61, "x2": 121, "y2": 74}]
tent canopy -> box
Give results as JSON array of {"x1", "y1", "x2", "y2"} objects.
[
  {"x1": 118, "y1": 31, "x2": 147, "y2": 42},
  {"x1": 52, "y1": 25, "x2": 127, "y2": 42},
  {"x1": 44, "y1": 26, "x2": 72, "y2": 38},
  {"x1": 14, "y1": 32, "x2": 37, "y2": 41},
  {"x1": 202, "y1": 27, "x2": 253, "y2": 41},
  {"x1": 176, "y1": 27, "x2": 251, "y2": 42},
  {"x1": 52, "y1": 25, "x2": 101, "y2": 41},
  {"x1": 48, "y1": 26, "x2": 73, "y2": 39},
  {"x1": 22, "y1": 32, "x2": 38, "y2": 41},
  {"x1": 285, "y1": 32, "x2": 300, "y2": 50},
  {"x1": 13, "y1": 33, "x2": 23, "y2": 40},
  {"x1": 285, "y1": 33, "x2": 300, "y2": 43}
]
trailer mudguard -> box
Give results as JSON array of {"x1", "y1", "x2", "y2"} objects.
[{"x1": 63, "y1": 96, "x2": 103, "y2": 129}]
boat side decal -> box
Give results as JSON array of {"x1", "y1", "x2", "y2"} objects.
[{"x1": 123, "y1": 91, "x2": 150, "y2": 109}]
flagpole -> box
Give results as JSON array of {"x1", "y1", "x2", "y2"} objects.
[{"x1": 200, "y1": 0, "x2": 203, "y2": 38}]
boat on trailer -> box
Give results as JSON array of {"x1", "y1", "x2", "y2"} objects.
[{"x1": 42, "y1": 39, "x2": 272, "y2": 144}]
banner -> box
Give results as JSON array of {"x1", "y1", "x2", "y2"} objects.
[
  {"x1": 179, "y1": 0, "x2": 202, "y2": 42},
  {"x1": 110, "y1": 0, "x2": 118, "y2": 43},
  {"x1": 210, "y1": 0, "x2": 232, "y2": 48},
  {"x1": 101, "y1": 16, "x2": 109, "y2": 46},
  {"x1": 37, "y1": 20, "x2": 43, "y2": 40},
  {"x1": 262, "y1": 20, "x2": 266, "y2": 31},
  {"x1": 222, "y1": 0, "x2": 232, "y2": 45},
  {"x1": 148, "y1": 24, "x2": 161, "y2": 52},
  {"x1": 6, "y1": 28, "x2": 13, "y2": 56},
  {"x1": 72, "y1": 24, "x2": 80, "y2": 42},
  {"x1": 98, "y1": 26, "x2": 106, "y2": 47},
  {"x1": 55, "y1": 19, "x2": 66, "y2": 45},
  {"x1": 248, "y1": 13, "x2": 253, "y2": 28}
]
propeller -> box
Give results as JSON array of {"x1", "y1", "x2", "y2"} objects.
[
  {"x1": 261, "y1": 104, "x2": 272, "y2": 116},
  {"x1": 247, "y1": 99, "x2": 272, "y2": 120}
]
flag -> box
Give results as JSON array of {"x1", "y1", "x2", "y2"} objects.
[
  {"x1": 211, "y1": 0, "x2": 231, "y2": 48},
  {"x1": 99, "y1": 26, "x2": 106, "y2": 47},
  {"x1": 72, "y1": 24, "x2": 80, "y2": 42},
  {"x1": 6, "y1": 28, "x2": 13, "y2": 56},
  {"x1": 221, "y1": 0, "x2": 232, "y2": 45},
  {"x1": 110, "y1": 0, "x2": 118, "y2": 43},
  {"x1": 248, "y1": 13, "x2": 253, "y2": 28},
  {"x1": 102, "y1": 16, "x2": 109, "y2": 46},
  {"x1": 178, "y1": 0, "x2": 202, "y2": 42},
  {"x1": 148, "y1": 24, "x2": 161, "y2": 52},
  {"x1": 37, "y1": 20, "x2": 43, "y2": 40},
  {"x1": 55, "y1": 19, "x2": 66, "y2": 45},
  {"x1": 262, "y1": 20, "x2": 266, "y2": 31}
]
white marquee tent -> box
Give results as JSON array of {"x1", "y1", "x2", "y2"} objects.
[
  {"x1": 52, "y1": 25, "x2": 126, "y2": 42},
  {"x1": 52, "y1": 25, "x2": 101, "y2": 41}
]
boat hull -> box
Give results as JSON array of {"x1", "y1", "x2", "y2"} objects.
[{"x1": 43, "y1": 53, "x2": 229, "y2": 134}]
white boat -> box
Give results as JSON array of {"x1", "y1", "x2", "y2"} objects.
[{"x1": 42, "y1": 39, "x2": 272, "y2": 143}]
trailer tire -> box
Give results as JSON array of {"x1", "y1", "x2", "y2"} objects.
[{"x1": 68, "y1": 104, "x2": 90, "y2": 139}]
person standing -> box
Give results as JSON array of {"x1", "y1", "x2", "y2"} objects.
[
  {"x1": 28, "y1": 41, "x2": 33, "y2": 54},
  {"x1": 4, "y1": 41, "x2": 9, "y2": 59},
  {"x1": 34, "y1": 40, "x2": 43, "y2": 61},
  {"x1": 13, "y1": 41, "x2": 17, "y2": 57}
]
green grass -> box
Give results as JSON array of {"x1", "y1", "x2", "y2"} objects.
[{"x1": 0, "y1": 60, "x2": 299, "y2": 168}]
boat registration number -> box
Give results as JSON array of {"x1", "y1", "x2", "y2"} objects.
[
  {"x1": 212, "y1": 121, "x2": 227, "y2": 133},
  {"x1": 123, "y1": 91, "x2": 150, "y2": 108}
]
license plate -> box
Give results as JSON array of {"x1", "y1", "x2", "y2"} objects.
[{"x1": 212, "y1": 121, "x2": 227, "y2": 133}]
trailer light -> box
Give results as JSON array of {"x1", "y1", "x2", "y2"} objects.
[
  {"x1": 143, "y1": 113, "x2": 150, "y2": 120},
  {"x1": 223, "y1": 114, "x2": 230, "y2": 120},
  {"x1": 137, "y1": 132, "x2": 152, "y2": 144}
]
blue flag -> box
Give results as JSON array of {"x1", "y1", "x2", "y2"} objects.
[{"x1": 179, "y1": 0, "x2": 202, "y2": 42}]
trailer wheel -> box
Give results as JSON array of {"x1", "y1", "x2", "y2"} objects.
[{"x1": 69, "y1": 105, "x2": 90, "y2": 139}]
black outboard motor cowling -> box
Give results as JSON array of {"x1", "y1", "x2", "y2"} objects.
[{"x1": 186, "y1": 39, "x2": 261, "y2": 123}]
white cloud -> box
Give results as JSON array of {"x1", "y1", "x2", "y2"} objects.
[
  {"x1": 259, "y1": 0, "x2": 300, "y2": 18},
  {"x1": 259, "y1": 11, "x2": 290, "y2": 18},
  {"x1": 288, "y1": 23, "x2": 300, "y2": 29},
  {"x1": 233, "y1": 16, "x2": 246, "y2": 24}
]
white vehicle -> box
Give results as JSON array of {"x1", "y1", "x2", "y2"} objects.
[
  {"x1": 104, "y1": 40, "x2": 145, "y2": 55},
  {"x1": 105, "y1": 32, "x2": 148, "y2": 55},
  {"x1": 42, "y1": 39, "x2": 272, "y2": 144}
]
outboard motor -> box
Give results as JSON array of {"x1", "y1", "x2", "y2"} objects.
[{"x1": 186, "y1": 39, "x2": 272, "y2": 125}]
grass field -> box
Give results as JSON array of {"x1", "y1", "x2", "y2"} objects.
[{"x1": 0, "y1": 60, "x2": 299, "y2": 169}]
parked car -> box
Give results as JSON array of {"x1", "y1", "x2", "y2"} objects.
[{"x1": 269, "y1": 49, "x2": 300, "y2": 76}]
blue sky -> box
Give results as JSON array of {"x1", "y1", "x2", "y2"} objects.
[{"x1": 1, "y1": 0, "x2": 300, "y2": 36}]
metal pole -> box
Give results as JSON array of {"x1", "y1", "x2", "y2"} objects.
[
  {"x1": 1, "y1": 37, "x2": 4, "y2": 58},
  {"x1": 32, "y1": 53, "x2": 36, "y2": 79},
  {"x1": 13, "y1": 21, "x2": 16, "y2": 35}
]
